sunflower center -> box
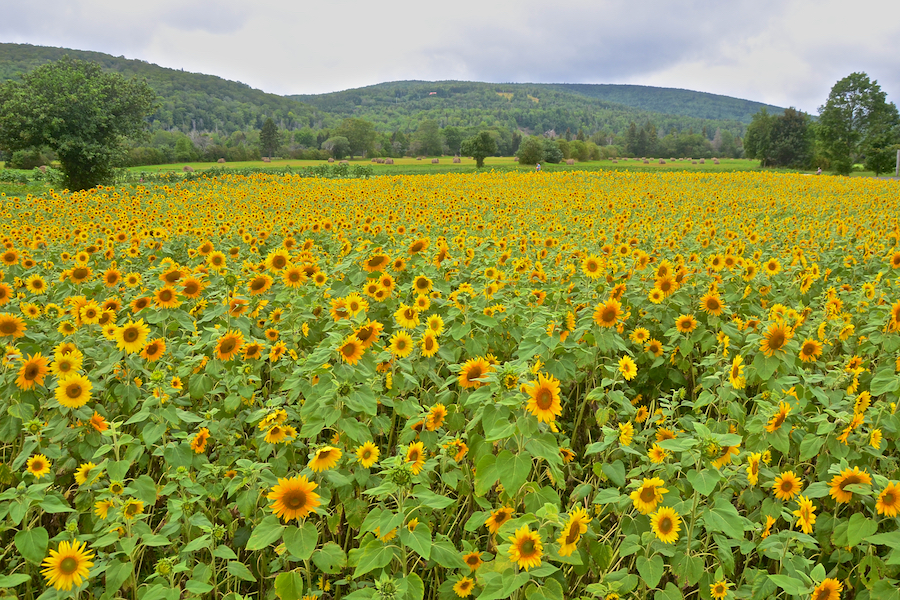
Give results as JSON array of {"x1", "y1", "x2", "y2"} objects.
[
  {"x1": 272, "y1": 256, "x2": 287, "y2": 269},
  {"x1": 361, "y1": 449, "x2": 372, "y2": 460},
  {"x1": 251, "y1": 279, "x2": 266, "y2": 290},
  {"x1": 220, "y1": 339, "x2": 236, "y2": 354},
  {"x1": 66, "y1": 383, "x2": 83, "y2": 399},
  {"x1": 147, "y1": 343, "x2": 159, "y2": 355},
  {"x1": 72, "y1": 267, "x2": 88, "y2": 279},
  {"x1": 60, "y1": 556, "x2": 79, "y2": 574},
  {"x1": 123, "y1": 328, "x2": 138, "y2": 342},
  {"x1": 640, "y1": 487, "x2": 656, "y2": 503},
  {"x1": 409, "y1": 450, "x2": 420, "y2": 462},
  {"x1": 781, "y1": 480, "x2": 794, "y2": 492},
  {"x1": 884, "y1": 492, "x2": 896, "y2": 505},
  {"x1": 601, "y1": 306, "x2": 616, "y2": 323},
  {"x1": 841, "y1": 475, "x2": 861, "y2": 490},
  {"x1": 286, "y1": 490, "x2": 307, "y2": 509},
  {"x1": 425, "y1": 337, "x2": 435, "y2": 351},
  {"x1": 769, "y1": 332, "x2": 785, "y2": 350},
  {"x1": 535, "y1": 388, "x2": 553, "y2": 410},
  {"x1": 467, "y1": 367, "x2": 482, "y2": 381},
  {"x1": 658, "y1": 516, "x2": 673, "y2": 534},
  {"x1": 24, "y1": 364, "x2": 39, "y2": 379},
  {"x1": 342, "y1": 343, "x2": 357, "y2": 357},
  {"x1": 0, "y1": 321, "x2": 16, "y2": 334}
]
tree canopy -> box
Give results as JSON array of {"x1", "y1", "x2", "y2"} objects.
[
  {"x1": 0, "y1": 56, "x2": 156, "y2": 189},
  {"x1": 460, "y1": 131, "x2": 498, "y2": 168}
]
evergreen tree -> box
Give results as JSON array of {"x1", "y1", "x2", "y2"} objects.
[{"x1": 259, "y1": 118, "x2": 281, "y2": 158}]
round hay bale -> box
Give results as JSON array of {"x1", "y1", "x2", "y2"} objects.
[
  {"x1": 262, "y1": 157, "x2": 271, "y2": 163},
  {"x1": 692, "y1": 160, "x2": 697, "y2": 164},
  {"x1": 566, "y1": 159, "x2": 575, "y2": 165},
  {"x1": 328, "y1": 157, "x2": 335, "y2": 163},
  {"x1": 514, "y1": 157, "x2": 519, "y2": 162},
  {"x1": 371, "y1": 158, "x2": 378, "y2": 162},
  {"x1": 452, "y1": 157, "x2": 461, "y2": 163},
  {"x1": 376, "y1": 158, "x2": 385, "y2": 164},
  {"x1": 39, "y1": 165, "x2": 47, "y2": 172},
  {"x1": 431, "y1": 158, "x2": 439, "y2": 164},
  {"x1": 612, "y1": 160, "x2": 618, "y2": 164},
  {"x1": 659, "y1": 159, "x2": 666, "y2": 164},
  {"x1": 643, "y1": 159, "x2": 649, "y2": 164},
  {"x1": 384, "y1": 158, "x2": 394, "y2": 164},
  {"x1": 183, "y1": 166, "x2": 194, "y2": 172},
  {"x1": 340, "y1": 160, "x2": 349, "y2": 165},
  {"x1": 713, "y1": 159, "x2": 720, "y2": 165},
  {"x1": 217, "y1": 158, "x2": 226, "y2": 164},
  {"x1": 699, "y1": 159, "x2": 705, "y2": 164}
]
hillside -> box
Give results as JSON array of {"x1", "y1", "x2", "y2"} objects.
[
  {"x1": 0, "y1": 43, "x2": 321, "y2": 134},
  {"x1": 291, "y1": 80, "x2": 784, "y2": 137}
]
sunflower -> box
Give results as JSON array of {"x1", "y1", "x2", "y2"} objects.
[
  {"x1": 338, "y1": 335, "x2": 365, "y2": 365},
  {"x1": 51, "y1": 349, "x2": 83, "y2": 377},
  {"x1": 247, "y1": 274, "x2": 273, "y2": 295},
  {"x1": 593, "y1": 298, "x2": 622, "y2": 328},
  {"x1": 650, "y1": 506, "x2": 681, "y2": 544},
  {"x1": 453, "y1": 577, "x2": 475, "y2": 598},
  {"x1": 55, "y1": 373, "x2": 92, "y2": 409},
  {"x1": 582, "y1": 254, "x2": 604, "y2": 278},
  {"x1": 793, "y1": 495, "x2": 816, "y2": 534},
  {"x1": 630, "y1": 327, "x2": 650, "y2": 344},
  {"x1": 645, "y1": 338, "x2": 664, "y2": 357},
  {"x1": 765, "y1": 401, "x2": 791, "y2": 432},
  {"x1": 269, "y1": 342, "x2": 287, "y2": 362},
  {"x1": 69, "y1": 265, "x2": 92, "y2": 284},
  {"x1": 829, "y1": 466, "x2": 872, "y2": 503},
  {"x1": 191, "y1": 428, "x2": 210, "y2": 453},
  {"x1": 89, "y1": 412, "x2": 108, "y2": 432},
  {"x1": 557, "y1": 507, "x2": 591, "y2": 556},
  {"x1": 389, "y1": 330, "x2": 414, "y2": 358},
  {"x1": 215, "y1": 330, "x2": 244, "y2": 361},
  {"x1": 619, "y1": 421, "x2": 634, "y2": 446},
  {"x1": 675, "y1": 314, "x2": 697, "y2": 333},
  {"x1": 94, "y1": 499, "x2": 113, "y2": 519},
  {"x1": 25, "y1": 274, "x2": 47, "y2": 295},
  {"x1": 265, "y1": 248, "x2": 291, "y2": 272},
  {"x1": 0, "y1": 282, "x2": 12, "y2": 304},
  {"x1": 760, "y1": 321, "x2": 793, "y2": 356},
  {"x1": 363, "y1": 253, "x2": 390, "y2": 272},
  {"x1": 426, "y1": 403, "x2": 447, "y2": 431},
  {"x1": 116, "y1": 319, "x2": 150, "y2": 354},
  {"x1": 0, "y1": 312, "x2": 27, "y2": 338},
  {"x1": 140, "y1": 338, "x2": 166, "y2": 362},
  {"x1": 798, "y1": 338, "x2": 822, "y2": 362},
  {"x1": 876, "y1": 482, "x2": 900, "y2": 517},
  {"x1": 268, "y1": 475, "x2": 321, "y2": 521},
  {"x1": 700, "y1": 292, "x2": 725, "y2": 316},
  {"x1": 508, "y1": 526, "x2": 543, "y2": 571},
  {"x1": 16, "y1": 352, "x2": 49, "y2": 390},
  {"x1": 648, "y1": 288, "x2": 665, "y2": 304},
  {"x1": 729, "y1": 355, "x2": 746, "y2": 389},
  {"x1": 458, "y1": 357, "x2": 492, "y2": 389},
  {"x1": 346, "y1": 293, "x2": 369, "y2": 316},
  {"x1": 711, "y1": 443, "x2": 740, "y2": 468},
  {"x1": 746, "y1": 452, "x2": 761, "y2": 486},
  {"x1": 523, "y1": 372, "x2": 562, "y2": 423},
  {"x1": 426, "y1": 314, "x2": 445, "y2": 336},
  {"x1": 130, "y1": 296, "x2": 151, "y2": 313},
  {"x1": 309, "y1": 446, "x2": 342, "y2": 472},
  {"x1": 27, "y1": 454, "x2": 51, "y2": 478},
  {"x1": 41, "y1": 539, "x2": 95, "y2": 591},
  {"x1": 484, "y1": 507, "x2": 514, "y2": 533},
  {"x1": 406, "y1": 441, "x2": 426, "y2": 474},
  {"x1": 630, "y1": 477, "x2": 668, "y2": 514},
  {"x1": 413, "y1": 275, "x2": 433, "y2": 294},
  {"x1": 619, "y1": 355, "x2": 637, "y2": 380},
  {"x1": 354, "y1": 320, "x2": 384, "y2": 348},
  {"x1": 243, "y1": 342, "x2": 266, "y2": 360},
  {"x1": 123, "y1": 499, "x2": 145, "y2": 519},
  {"x1": 356, "y1": 441, "x2": 380, "y2": 468},
  {"x1": 773, "y1": 471, "x2": 803, "y2": 501},
  {"x1": 264, "y1": 425, "x2": 295, "y2": 444},
  {"x1": 810, "y1": 579, "x2": 842, "y2": 600},
  {"x1": 394, "y1": 303, "x2": 420, "y2": 329},
  {"x1": 74, "y1": 462, "x2": 100, "y2": 485},
  {"x1": 282, "y1": 265, "x2": 307, "y2": 287},
  {"x1": 462, "y1": 551, "x2": 483, "y2": 571},
  {"x1": 421, "y1": 331, "x2": 440, "y2": 357},
  {"x1": 228, "y1": 298, "x2": 248, "y2": 317},
  {"x1": 710, "y1": 580, "x2": 731, "y2": 600}
]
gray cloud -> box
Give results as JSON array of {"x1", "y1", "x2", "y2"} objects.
[{"x1": 2, "y1": 0, "x2": 898, "y2": 113}]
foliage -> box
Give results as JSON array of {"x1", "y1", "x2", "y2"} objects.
[
  {"x1": 335, "y1": 119, "x2": 377, "y2": 158},
  {"x1": 460, "y1": 132, "x2": 498, "y2": 168},
  {"x1": 260, "y1": 118, "x2": 282, "y2": 159},
  {"x1": 745, "y1": 108, "x2": 814, "y2": 169},
  {"x1": 818, "y1": 72, "x2": 900, "y2": 176},
  {"x1": 0, "y1": 57, "x2": 157, "y2": 190},
  {"x1": 5, "y1": 171, "x2": 900, "y2": 600},
  {"x1": 516, "y1": 137, "x2": 545, "y2": 165},
  {"x1": 322, "y1": 137, "x2": 351, "y2": 160}
]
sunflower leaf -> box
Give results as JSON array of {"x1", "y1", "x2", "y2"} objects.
[
  {"x1": 14, "y1": 527, "x2": 48, "y2": 564},
  {"x1": 245, "y1": 515, "x2": 284, "y2": 551}
]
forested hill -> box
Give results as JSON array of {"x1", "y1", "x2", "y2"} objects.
[
  {"x1": 0, "y1": 43, "x2": 321, "y2": 134},
  {"x1": 291, "y1": 80, "x2": 784, "y2": 137}
]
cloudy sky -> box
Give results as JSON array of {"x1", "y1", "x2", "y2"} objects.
[{"x1": 3, "y1": 0, "x2": 898, "y2": 113}]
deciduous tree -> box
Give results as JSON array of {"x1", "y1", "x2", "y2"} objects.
[{"x1": 460, "y1": 131, "x2": 497, "y2": 168}]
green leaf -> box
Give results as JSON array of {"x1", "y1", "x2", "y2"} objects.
[
  {"x1": 846, "y1": 513, "x2": 878, "y2": 547},
  {"x1": 798, "y1": 434, "x2": 826, "y2": 462},
  {"x1": 353, "y1": 539, "x2": 395, "y2": 577},
  {"x1": 226, "y1": 561, "x2": 257, "y2": 582},
  {"x1": 497, "y1": 450, "x2": 532, "y2": 494},
  {"x1": 400, "y1": 523, "x2": 432, "y2": 560},
  {"x1": 801, "y1": 481, "x2": 831, "y2": 499},
  {"x1": 105, "y1": 560, "x2": 133, "y2": 596},
  {"x1": 245, "y1": 515, "x2": 285, "y2": 550},
  {"x1": 284, "y1": 523, "x2": 318, "y2": 561},
  {"x1": 132, "y1": 474, "x2": 159, "y2": 506},
  {"x1": 430, "y1": 535, "x2": 468, "y2": 569},
  {"x1": 274, "y1": 571, "x2": 305, "y2": 600},
  {"x1": 312, "y1": 541, "x2": 347, "y2": 573},
  {"x1": 14, "y1": 527, "x2": 48, "y2": 564},
  {"x1": 182, "y1": 534, "x2": 212, "y2": 554},
  {"x1": 636, "y1": 555, "x2": 664, "y2": 589},
  {"x1": 654, "y1": 583, "x2": 683, "y2": 600},
  {"x1": 0, "y1": 574, "x2": 32, "y2": 587},
  {"x1": 601, "y1": 460, "x2": 626, "y2": 487},
  {"x1": 704, "y1": 504, "x2": 745, "y2": 540},
  {"x1": 404, "y1": 573, "x2": 425, "y2": 600},
  {"x1": 870, "y1": 367, "x2": 900, "y2": 396},
  {"x1": 686, "y1": 468, "x2": 720, "y2": 496},
  {"x1": 39, "y1": 494, "x2": 75, "y2": 513},
  {"x1": 475, "y1": 454, "x2": 499, "y2": 497},
  {"x1": 767, "y1": 574, "x2": 810, "y2": 596},
  {"x1": 411, "y1": 486, "x2": 456, "y2": 509},
  {"x1": 185, "y1": 580, "x2": 215, "y2": 594},
  {"x1": 867, "y1": 531, "x2": 900, "y2": 546}
]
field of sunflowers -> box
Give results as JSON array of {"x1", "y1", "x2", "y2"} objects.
[{"x1": 1, "y1": 170, "x2": 900, "y2": 600}]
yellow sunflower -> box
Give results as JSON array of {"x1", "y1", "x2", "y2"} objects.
[
  {"x1": 426, "y1": 403, "x2": 447, "y2": 431},
  {"x1": 140, "y1": 338, "x2": 166, "y2": 362},
  {"x1": 421, "y1": 331, "x2": 440, "y2": 357},
  {"x1": 0, "y1": 312, "x2": 27, "y2": 338},
  {"x1": 618, "y1": 355, "x2": 637, "y2": 380},
  {"x1": 829, "y1": 466, "x2": 872, "y2": 503},
  {"x1": 675, "y1": 314, "x2": 697, "y2": 333},
  {"x1": 215, "y1": 330, "x2": 244, "y2": 361},
  {"x1": 810, "y1": 579, "x2": 842, "y2": 600},
  {"x1": 54, "y1": 373, "x2": 93, "y2": 409},
  {"x1": 557, "y1": 507, "x2": 591, "y2": 556},
  {"x1": 876, "y1": 482, "x2": 900, "y2": 517},
  {"x1": 793, "y1": 495, "x2": 816, "y2": 534},
  {"x1": 508, "y1": 526, "x2": 543, "y2": 571},
  {"x1": 406, "y1": 441, "x2": 426, "y2": 474},
  {"x1": 773, "y1": 471, "x2": 802, "y2": 501},
  {"x1": 700, "y1": 292, "x2": 725, "y2": 316},
  {"x1": 309, "y1": 446, "x2": 342, "y2": 472},
  {"x1": 710, "y1": 580, "x2": 731, "y2": 600},
  {"x1": 268, "y1": 475, "x2": 321, "y2": 521},
  {"x1": 394, "y1": 303, "x2": 420, "y2": 329},
  {"x1": 355, "y1": 441, "x2": 380, "y2": 468},
  {"x1": 389, "y1": 330, "x2": 415, "y2": 358},
  {"x1": 338, "y1": 335, "x2": 365, "y2": 365},
  {"x1": 650, "y1": 506, "x2": 681, "y2": 544},
  {"x1": 484, "y1": 507, "x2": 514, "y2": 534},
  {"x1": 630, "y1": 477, "x2": 668, "y2": 514},
  {"x1": 798, "y1": 338, "x2": 822, "y2": 362},
  {"x1": 74, "y1": 462, "x2": 100, "y2": 485},
  {"x1": 593, "y1": 298, "x2": 622, "y2": 328},
  {"x1": 453, "y1": 576, "x2": 474, "y2": 598},
  {"x1": 154, "y1": 286, "x2": 181, "y2": 309},
  {"x1": 41, "y1": 539, "x2": 95, "y2": 591},
  {"x1": 729, "y1": 355, "x2": 746, "y2": 389},
  {"x1": 115, "y1": 319, "x2": 150, "y2": 354},
  {"x1": 524, "y1": 372, "x2": 562, "y2": 423},
  {"x1": 354, "y1": 320, "x2": 384, "y2": 348},
  {"x1": 760, "y1": 321, "x2": 793, "y2": 357},
  {"x1": 458, "y1": 357, "x2": 492, "y2": 389},
  {"x1": 16, "y1": 352, "x2": 49, "y2": 390},
  {"x1": 27, "y1": 454, "x2": 52, "y2": 478}
]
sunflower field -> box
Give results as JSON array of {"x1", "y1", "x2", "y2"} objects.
[{"x1": 1, "y1": 170, "x2": 900, "y2": 600}]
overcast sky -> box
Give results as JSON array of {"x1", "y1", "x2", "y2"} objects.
[{"x1": 3, "y1": 0, "x2": 899, "y2": 114}]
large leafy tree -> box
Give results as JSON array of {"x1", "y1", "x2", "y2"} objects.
[
  {"x1": 335, "y1": 118, "x2": 376, "y2": 158},
  {"x1": 259, "y1": 118, "x2": 281, "y2": 158},
  {"x1": 818, "y1": 72, "x2": 899, "y2": 175},
  {"x1": 460, "y1": 131, "x2": 497, "y2": 168},
  {"x1": 744, "y1": 108, "x2": 814, "y2": 169},
  {"x1": 0, "y1": 57, "x2": 156, "y2": 190}
]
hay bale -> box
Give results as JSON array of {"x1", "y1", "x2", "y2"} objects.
[
  {"x1": 699, "y1": 159, "x2": 705, "y2": 164},
  {"x1": 376, "y1": 158, "x2": 385, "y2": 164},
  {"x1": 340, "y1": 160, "x2": 349, "y2": 165},
  {"x1": 692, "y1": 160, "x2": 697, "y2": 164},
  {"x1": 453, "y1": 157, "x2": 461, "y2": 163},
  {"x1": 514, "y1": 157, "x2": 519, "y2": 162},
  {"x1": 566, "y1": 159, "x2": 575, "y2": 165},
  {"x1": 432, "y1": 158, "x2": 439, "y2": 164},
  {"x1": 328, "y1": 158, "x2": 335, "y2": 163},
  {"x1": 384, "y1": 158, "x2": 394, "y2": 164},
  {"x1": 659, "y1": 159, "x2": 666, "y2": 164},
  {"x1": 612, "y1": 160, "x2": 618, "y2": 164},
  {"x1": 262, "y1": 157, "x2": 271, "y2": 163},
  {"x1": 713, "y1": 159, "x2": 720, "y2": 165},
  {"x1": 217, "y1": 158, "x2": 226, "y2": 164},
  {"x1": 183, "y1": 165, "x2": 194, "y2": 172},
  {"x1": 643, "y1": 159, "x2": 649, "y2": 164},
  {"x1": 371, "y1": 158, "x2": 378, "y2": 162}
]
